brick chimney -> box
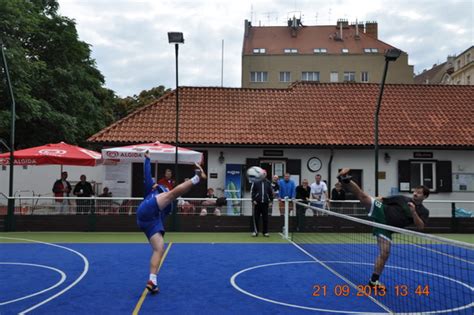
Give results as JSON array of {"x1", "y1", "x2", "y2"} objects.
[{"x1": 365, "y1": 21, "x2": 378, "y2": 39}]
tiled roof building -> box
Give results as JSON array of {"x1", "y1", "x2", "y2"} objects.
[
  {"x1": 88, "y1": 82, "x2": 473, "y2": 148},
  {"x1": 242, "y1": 19, "x2": 414, "y2": 88}
]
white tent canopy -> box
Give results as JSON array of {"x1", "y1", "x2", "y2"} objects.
[{"x1": 102, "y1": 142, "x2": 202, "y2": 164}]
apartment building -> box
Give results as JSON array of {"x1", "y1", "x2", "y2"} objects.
[
  {"x1": 242, "y1": 18, "x2": 414, "y2": 88},
  {"x1": 451, "y1": 46, "x2": 473, "y2": 85}
]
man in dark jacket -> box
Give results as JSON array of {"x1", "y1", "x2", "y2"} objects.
[
  {"x1": 73, "y1": 175, "x2": 95, "y2": 214},
  {"x1": 251, "y1": 174, "x2": 274, "y2": 237}
]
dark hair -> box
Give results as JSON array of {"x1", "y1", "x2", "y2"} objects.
[{"x1": 414, "y1": 185, "x2": 430, "y2": 197}]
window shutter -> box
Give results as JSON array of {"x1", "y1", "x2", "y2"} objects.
[
  {"x1": 398, "y1": 160, "x2": 411, "y2": 192},
  {"x1": 436, "y1": 161, "x2": 452, "y2": 192}
]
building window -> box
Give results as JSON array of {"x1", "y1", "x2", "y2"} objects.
[
  {"x1": 398, "y1": 160, "x2": 452, "y2": 192},
  {"x1": 279, "y1": 71, "x2": 291, "y2": 82},
  {"x1": 253, "y1": 48, "x2": 266, "y2": 54},
  {"x1": 467, "y1": 75, "x2": 471, "y2": 85},
  {"x1": 361, "y1": 71, "x2": 369, "y2": 82},
  {"x1": 457, "y1": 60, "x2": 461, "y2": 70},
  {"x1": 364, "y1": 48, "x2": 379, "y2": 53},
  {"x1": 284, "y1": 48, "x2": 298, "y2": 54},
  {"x1": 302, "y1": 72, "x2": 320, "y2": 81},
  {"x1": 344, "y1": 71, "x2": 355, "y2": 82},
  {"x1": 341, "y1": 48, "x2": 349, "y2": 54},
  {"x1": 313, "y1": 48, "x2": 328, "y2": 53},
  {"x1": 466, "y1": 53, "x2": 471, "y2": 63},
  {"x1": 250, "y1": 71, "x2": 268, "y2": 82},
  {"x1": 330, "y1": 72, "x2": 339, "y2": 82}
]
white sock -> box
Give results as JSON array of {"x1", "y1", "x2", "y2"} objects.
[
  {"x1": 191, "y1": 175, "x2": 200, "y2": 185},
  {"x1": 149, "y1": 274, "x2": 157, "y2": 285}
]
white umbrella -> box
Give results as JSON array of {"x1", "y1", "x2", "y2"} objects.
[{"x1": 102, "y1": 142, "x2": 202, "y2": 164}]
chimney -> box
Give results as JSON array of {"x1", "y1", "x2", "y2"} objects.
[
  {"x1": 288, "y1": 15, "x2": 299, "y2": 37},
  {"x1": 244, "y1": 19, "x2": 251, "y2": 38},
  {"x1": 365, "y1": 21, "x2": 378, "y2": 39}
]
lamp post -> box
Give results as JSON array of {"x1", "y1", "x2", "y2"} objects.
[
  {"x1": 374, "y1": 48, "x2": 401, "y2": 197},
  {"x1": 0, "y1": 41, "x2": 16, "y2": 231},
  {"x1": 167, "y1": 32, "x2": 184, "y2": 184}
]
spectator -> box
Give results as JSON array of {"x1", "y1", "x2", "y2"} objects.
[
  {"x1": 73, "y1": 174, "x2": 95, "y2": 214},
  {"x1": 99, "y1": 187, "x2": 112, "y2": 198},
  {"x1": 271, "y1": 175, "x2": 280, "y2": 198},
  {"x1": 157, "y1": 168, "x2": 175, "y2": 191},
  {"x1": 200, "y1": 188, "x2": 221, "y2": 216},
  {"x1": 310, "y1": 174, "x2": 329, "y2": 212},
  {"x1": 251, "y1": 175, "x2": 273, "y2": 237},
  {"x1": 52, "y1": 171, "x2": 72, "y2": 214},
  {"x1": 278, "y1": 173, "x2": 296, "y2": 216},
  {"x1": 295, "y1": 179, "x2": 311, "y2": 229},
  {"x1": 331, "y1": 182, "x2": 346, "y2": 212},
  {"x1": 97, "y1": 187, "x2": 112, "y2": 214}
]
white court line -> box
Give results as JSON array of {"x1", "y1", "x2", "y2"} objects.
[
  {"x1": 409, "y1": 243, "x2": 474, "y2": 265},
  {"x1": 230, "y1": 260, "x2": 474, "y2": 314},
  {"x1": 0, "y1": 262, "x2": 66, "y2": 305},
  {"x1": 0, "y1": 237, "x2": 89, "y2": 314}
]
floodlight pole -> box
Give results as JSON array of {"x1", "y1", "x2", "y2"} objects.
[
  {"x1": 174, "y1": 43, "x2": 179, "y2": 184},
  {"x1": 1, "y1": 41, "x2": 16, "y2": 231},
  {"x1": 375, "y1": 48, "x2": 401, "y2": 197}
]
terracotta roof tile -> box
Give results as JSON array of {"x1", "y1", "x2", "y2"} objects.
[
  {"x1": 243, "y1": 25, "x2": 395, "y2": 55},
  {"x1": 88, "y1": 83, "x2": 474, "y2": 148}
]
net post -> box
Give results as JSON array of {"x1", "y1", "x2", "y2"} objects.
[{"x1": 283, "y1": 197, "x2": 289, "y2": 239}]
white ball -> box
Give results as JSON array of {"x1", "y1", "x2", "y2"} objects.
[{"x1": 246, "y1": 166, "x2": 266, "y2": 182}]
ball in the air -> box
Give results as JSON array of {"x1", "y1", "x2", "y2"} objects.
[{"x1": 246, "y1": 166, "x2": 266, "y2": 182}]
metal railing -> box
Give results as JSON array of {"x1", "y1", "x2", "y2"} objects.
[{"x1": 0, "y1": 197, "x2": 472, "y2": 218}]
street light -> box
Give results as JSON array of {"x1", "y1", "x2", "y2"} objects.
[
  {"x1": 374, "y1": 48, "x2": 401, "y2": 197},
  {"x1": 167, "y1": 32, "x2": 184, "y2": 184}
]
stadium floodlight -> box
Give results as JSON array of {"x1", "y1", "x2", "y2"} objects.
[{"x1": 374, "y1": 48, "x2": 401, "y2": 196}]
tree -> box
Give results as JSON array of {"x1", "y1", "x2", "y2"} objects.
[
  {"x1": 0, "y1": 0, "x2": 117, "y2": 148},
  {"x1": 115, "y1": 85, "x2": 170, "y2": 117}
]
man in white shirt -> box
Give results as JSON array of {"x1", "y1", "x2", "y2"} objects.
[{"x1": 310, "y1": 174, "x2": 330, "y2": 212}]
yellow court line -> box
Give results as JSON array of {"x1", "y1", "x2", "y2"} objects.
[{"x1": 132, "y1": 242, "x2": 173, "y2": 315}]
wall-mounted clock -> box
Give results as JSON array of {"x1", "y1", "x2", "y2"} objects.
[{"x1": 307, "y1": 157, "x2": 322, "y2": 172}]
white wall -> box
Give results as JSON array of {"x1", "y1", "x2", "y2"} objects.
[
  {"x1": 2, "y1": 148, "x2": 472, "y2": 217},
  {"x1": 0, "y1": 164, "x2": 104, "y2": 198}
]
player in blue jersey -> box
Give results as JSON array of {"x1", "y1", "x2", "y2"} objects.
[{"x1": 137, "y1": 151, "x2": 206, "y2": 294}]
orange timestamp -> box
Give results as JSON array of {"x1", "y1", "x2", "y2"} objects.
[{"x1": 312, "y1": 284, "x2": 430, "y2": 298}]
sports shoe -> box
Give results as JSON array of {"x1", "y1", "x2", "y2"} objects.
[
  {"x1": 263, "y1": 233, "x2": 269, "y2": 237},
  {"x1": 337, "y1": 168, "x2": 352, "y2": 184},
  {"x1": 252, "y1": 232, "x2": 258, "y2": 237},
  {"x1": 368, "y1": 280, "x2": 384, "y2": 288},
  {"x1": 146, "y1": 280, "x2": 159, "y2": 294},
  {"x1": 194, "y1": 163, "x2": 207, "y2": 180}
]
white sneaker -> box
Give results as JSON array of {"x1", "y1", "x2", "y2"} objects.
[
  {"x1": 252, "y1": 232, "x2": 258, "y2": 237},
  {"x1": 263, "y1": 233, "x2": 269, "y2": 237}
]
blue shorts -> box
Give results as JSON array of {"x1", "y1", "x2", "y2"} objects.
[{"x1": 136, "y1": 195, "x2": 164, "y2": 240}]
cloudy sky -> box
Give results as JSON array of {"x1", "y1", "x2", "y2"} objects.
[{"x1": 58, "y1": 0, "x2": 473, "y2": 97}]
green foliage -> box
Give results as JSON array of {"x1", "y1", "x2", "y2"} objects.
[
  {"x1": 115, "y1": 85, "x2": 170, "y2": 117},
  {"x1": 0, "y1": 0, "x2": 117, "y2": 148},
  {"x1": 0, "y1": 0, "x2": 169, "y2": 149}
]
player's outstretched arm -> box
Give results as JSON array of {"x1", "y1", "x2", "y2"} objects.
[{"x1": 143, "y1": 150, "x2": 155, "y2": 196}]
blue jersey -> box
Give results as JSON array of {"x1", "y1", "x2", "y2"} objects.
[{"x1": 136, "y1": 157, "x2": 172, "y2": 239}]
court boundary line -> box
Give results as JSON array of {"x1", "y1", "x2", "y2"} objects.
[
  {"x1": 282, "y1": 233, "x2": 394, "y2": 314},
  {"x1": 230, "y1": 259, "x2": 474, "y2": 314},
  {"x1": 132, "y1": 242, "x2": 173, "y2": 315},
  {"x1": 0, "y1": 236, "x2": 89, "y2": 315},
  {"x1": 0, "y1": 262, "x2": 66, "y2": 305}
]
